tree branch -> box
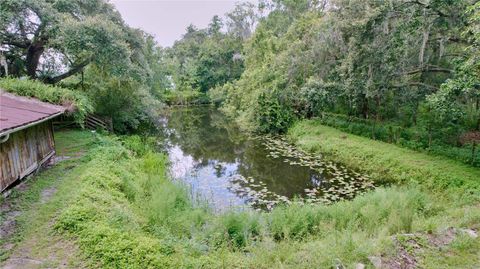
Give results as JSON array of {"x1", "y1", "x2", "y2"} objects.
[
  {"x1": 43, "y1": 58, "x2": 92, "y2": 84},
  {"x1": 402, "y1": 65, "x2": 453, "y2": 75},
  {"x1": 0, "y1": 33, "x2": 30, "y2": 48},
  {"x1": 392, "y1": 82, "x2": 439, "y2": 91},
  {"x1": 403, "y1": 0, "x2": 448, "y2": 18}
]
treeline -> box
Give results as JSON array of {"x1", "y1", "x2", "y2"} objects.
[
  {"x1": 158, "y1": 3, "x2": 261, "y2": 105},
  {"x1": 218, "y1": 0, "x2": 479, "y2": 134},
  {"x1": 163, "y1": 0, "x2": 479, "y2": 165},
  {"x1": 0, "y1": 0, "x2": 166, "y2": 132}
]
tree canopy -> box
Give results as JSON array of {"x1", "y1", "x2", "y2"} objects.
[
  {"x1": 0, "y1": 0, "x2": 134, "y2": 82},
  {"x1": 206, "y1": 0, "x2": 478, "y2": 141},
  {"x1": 0, "y1": 0, "x2": 165, "y2": 132},
  {"x1": 152, "y1": 0, "x2": 477, "y2": 164}
]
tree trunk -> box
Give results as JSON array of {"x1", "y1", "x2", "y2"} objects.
[
  {"x1": 419, "y1": 21, "x2": 431, "y2": 67},
  {"x1": 476, "y1": 97, "x2": 479, "y2": 131},
  {"x1": 362, "y1": 96, "x2": 369, "y2": 119},
  {"x1": 472, "y1": 142, "x2": 476, "y2": 166},
  {"x1": 0, "y1": 53, "x2": 8, "y2": 77},
  {"x1": 26, "y1": 42, "x2": 44, "y2": 79},
  {"x1": 428, "y1": 125, "x2": 432, "y2": 148}
]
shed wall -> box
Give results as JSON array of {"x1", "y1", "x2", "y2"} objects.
[{"x1": 0, "y1": 121, "x2": 55, "y2": 191}]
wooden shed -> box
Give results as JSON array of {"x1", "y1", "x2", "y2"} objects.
[{"x1": 0, "y1": 90, "x2": 65, "y2": 192}]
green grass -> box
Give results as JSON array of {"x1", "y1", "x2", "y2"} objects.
[
  {"x1": 0, "y1": 78, "x2": 93, "y2": 123},
  {"x1": 315, "y1": 112, "x2": 480, "y2": 167},
  {"x1": 1, "y1": 128, "x2": 479, "y2": 268},
  {"x1": 0, "y1": 130, "x2": 98, "y2": 266},
  {"x1": 289, "y1": 120, "x2": 480, "y2": 200}
]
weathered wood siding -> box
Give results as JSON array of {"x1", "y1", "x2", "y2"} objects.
[{"x1": 0, "y1": 121, "x2": 55, "y2": 191}]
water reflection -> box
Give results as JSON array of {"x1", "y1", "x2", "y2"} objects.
[{"x1": 157, "y1": 107, "x2": 372, "y2": 211}]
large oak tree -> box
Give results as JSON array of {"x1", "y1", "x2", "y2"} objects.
[{"x1": 0, "y1": 0, "x2": 132, "y2": 83}]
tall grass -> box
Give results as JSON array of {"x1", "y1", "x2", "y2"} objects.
[{"x1": 51, "y1": 131, "x2": 480, "y2": 268}]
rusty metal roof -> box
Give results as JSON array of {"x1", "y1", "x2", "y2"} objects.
[{"x1": 0, "y1": 90, "x2": 66, "y2": 136}]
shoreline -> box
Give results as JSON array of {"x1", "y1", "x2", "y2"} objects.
[{"x1": 0, "y1": 128, "x2": 478, "y2": 268}]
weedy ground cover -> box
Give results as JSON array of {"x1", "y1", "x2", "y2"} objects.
[{"x1": 1, "y1": 128, "x2": 479, "y2": 268}]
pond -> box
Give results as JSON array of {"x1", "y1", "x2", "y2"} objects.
[{"x1": 157, "y1": 107, "x2": 373, "y2": 211}]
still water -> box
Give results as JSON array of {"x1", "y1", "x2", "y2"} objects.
[{"x1": 157, "y1": 107, "x2": 373, "y2": 211}]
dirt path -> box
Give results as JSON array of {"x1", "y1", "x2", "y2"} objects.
[
  {"x1": 2, "y1": 233, "x2": 86, "y2": 269},
  {"x1": 1, "y1": 183, "x2": 31, "y2": 252},
  {"x1": 364, "y1": 227, "x2": 479, "y2": 269},
  {"x1": 0, "y1": 155, "x2": 87, "y2": 269},
  {"x1": 0, "y1": 183, "x2": 60, "y2": 268}
]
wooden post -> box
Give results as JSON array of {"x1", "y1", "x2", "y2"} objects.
[{"x1": 0, "y1": 52, "x2": 7, "y2": 77}]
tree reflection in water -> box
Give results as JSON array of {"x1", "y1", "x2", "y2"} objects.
[{"x1": 157, "y1": 107, "x2": 372, "y2": 211}]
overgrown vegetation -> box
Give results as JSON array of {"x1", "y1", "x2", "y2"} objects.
[
  {"x1": 315, "y1": 112, "x2": 480, "y2": 166},
  {"x1": 1, "y1": 0, "x2": 479, "y2": 268},
  {"x1": 204, "y1": 0, "x2": 480, "y2": 167},
  {"x1": 3, "y1": 0, "x2": 478, "y2": 143},
  {"x1": 218, "y1": 0, "x2": 478, "y2": 129},
  {"x1": 163, "y1": 90, "x2": 209, "y2": 106},
  {"x1": 0, "y1": 77, "x2": 93, "y2": 123},
  {"x1": 0, "y1": 0, "x2": 165, "y2": 132},
  {"x1": 149, "y1": 0, "x2": 480, "y2": 166},
  {"x1": 2, "y1": 130, "x2": 479, "y2": 268},
  {"x1": 153, "y1": 3, "x2": 260, "y2": 105}
]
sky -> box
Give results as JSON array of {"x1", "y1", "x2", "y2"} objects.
[{"x1": 110, "y1": 0, "x2": 253, "y2": 47}]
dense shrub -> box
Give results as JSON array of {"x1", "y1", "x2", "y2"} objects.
[
  {"x1": 255, "y1": 92, "x2": 295, "y2": 133},
  {"x1": 162, "y1": 90, "x2": 210, "y2": 106},
  {"x1": 76, "y1": 66, "x2": 164, "y2": 133}
]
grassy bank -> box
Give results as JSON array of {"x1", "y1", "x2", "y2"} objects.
[
  {"x1": 289, "y1": 120, "x2": 480, "y2": 199},
  {"x1": 315, "y1": 112, "x2": 480, "y2": 167},
  {"x1": 1, "y1": 129, "x2": 479, "y2": 268}
]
